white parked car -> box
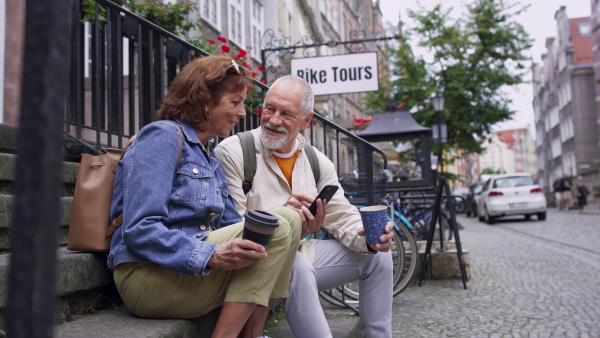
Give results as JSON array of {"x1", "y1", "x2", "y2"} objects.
[{"x1": 477, "y1": 173, "x2": 547, "y2": 224}]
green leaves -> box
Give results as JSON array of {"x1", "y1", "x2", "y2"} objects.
[{"x1": 365, "y1": 0, "x2": 532, "y2": 156}]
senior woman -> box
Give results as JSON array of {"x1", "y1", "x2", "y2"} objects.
[{"x1": 108, "y1": 55, "x2": 301, "y2": 337}]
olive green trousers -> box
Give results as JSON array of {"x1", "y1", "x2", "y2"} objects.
[{"x1": 113, "y1": 207, "x2": 301, "y2": 319}]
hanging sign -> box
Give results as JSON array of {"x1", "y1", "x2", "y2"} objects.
[{"x1": 290, "y1": 52, "x2": 379, "y2": 96}]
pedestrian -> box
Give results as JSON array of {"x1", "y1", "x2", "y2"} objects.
[
  {"x1": 108, "y1": 56, "x2": 302, "y2": 337},
  {"x1": 561, "y1": 175, "x2": 573, "y2": 211},
  {"x1": 576, "y1": 180, "x2": 589, "y2": 213},
  {"x1": 553, "y1": 177, "x2": 563, "y2": 210},
  {"x1": 215, "y1": 75, "x2": 395, "y2": 337}
]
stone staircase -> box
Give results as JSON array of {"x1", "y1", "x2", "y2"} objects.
[{"x1": 0, "y1": 124, "x2": 360, "y2": 337}]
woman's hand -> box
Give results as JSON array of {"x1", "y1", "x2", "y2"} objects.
[{"x1": 207, "y1": 238, "x2": 268, "y2": 270}]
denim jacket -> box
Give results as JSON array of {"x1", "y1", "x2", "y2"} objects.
[{"x1": 107, "y1": 120, "x2": 242, "y2": 277}]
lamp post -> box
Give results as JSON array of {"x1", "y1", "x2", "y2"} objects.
[{"x1": 432, "y1": 91, "x2": 445, "y2": 180}]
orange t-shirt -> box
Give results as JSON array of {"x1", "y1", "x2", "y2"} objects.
[{"x1": 273, "y1": 149, "x2": 300, "y2": 188}]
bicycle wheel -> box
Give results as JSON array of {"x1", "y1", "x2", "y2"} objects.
[
  {"x1": 408, "y1": 207, "x2": 452, "y2": 243},
  {"x1": 452, "y1": 196, "x2": 466, "y2": 213},
  {"x1": 404, "y1": 207, "x2": 431, "y2": 241},
  {"x1": 335, "y1": 224, "x2": 418, "y2": 301},
  {"x1": 439, "y1": 211, "x2": 453, "y2": 242},
  {"x1": 334, "y1": 231, "x2": 404, "y2": 302},
  {"x1": 391, "y1": 222, "x2": 418, "y2": 296}
]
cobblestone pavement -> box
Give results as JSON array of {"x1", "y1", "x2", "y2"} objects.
[{"x1": 391, "y1": 209, "x2": 600, "y2": 337}]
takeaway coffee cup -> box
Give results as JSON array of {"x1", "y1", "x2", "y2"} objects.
[
  {"x1": 242, "y1": 209, "x2": 280, "y2": 247},
  {"x1": 359, "y1": 205, "x2": 388, "y2": 245}
]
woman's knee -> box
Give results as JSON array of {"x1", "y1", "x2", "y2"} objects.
[{"x1": 269, "y1": 207, "x2": 302, "y2": 241}]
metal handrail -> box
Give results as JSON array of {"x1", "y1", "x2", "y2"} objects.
[{"x1": 68, "y1": 0, "x2": 387, "y2": 203}]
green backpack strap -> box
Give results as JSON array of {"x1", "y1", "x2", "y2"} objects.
[
  {"x1": 237, "y1": 131, "x2": 256, "y2": 194},
  {"x1": 303, "y1": 143, "x2": 321, "y2": 185},
  {"x1": 237, "y1": 131, "x2": 321, "y2": 194}
]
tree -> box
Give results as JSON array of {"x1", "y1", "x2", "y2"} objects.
[
  {"x1": 481, "y1": 167, "x2": 506, "y2": 175},
  {"x1": 365, "y1": 0, "x2": 532, "y2": 155}
]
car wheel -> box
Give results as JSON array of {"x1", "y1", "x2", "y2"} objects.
[
  {"x1": 524, "y1": 214, "x2": 531, "y2": 221},
  {"x1": 537, "y1": 212, "x2": 546, "y2": 221},
  {"x1": 478, "y1": 213, "x2": 484, "y2": 222},
  {"x1": 466, "y1": 211, "x2": 472, "y2": 217},
  {"x1": 485, "y1": 207, "x2": 495, "y2": 225}
]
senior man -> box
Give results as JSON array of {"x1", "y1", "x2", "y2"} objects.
[{"x1": 215, "y1": 75, "x2": 393, "y2": 337}]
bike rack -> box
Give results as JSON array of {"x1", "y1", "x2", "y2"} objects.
[{"x1": 418, "y1": 175, "x2": 468, "y2": 289}]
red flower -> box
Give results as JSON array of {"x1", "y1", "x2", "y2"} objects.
[
  {"x1": 238, "y1": 49, "x2": 247, "y2": 57},
  {"x1": 234, "y1": 55, "x2": 240, "y2": 61},
  {"x1": 251, "y1": 72, "x2": 258, "y2": 77},
  {"x1": 242, "y1": 62, "x2": 252, "y2": 70},
  {"x1": 259, "y1": 78, "x2": 266, "y2": 84},
  {"x1": 208, "y1": 40, "x2": 216, "y2": 45},
  {"x1": 257, "y1": 65, "x2": 265, "y2": 72},
  {"x1": 217, "y1": 36, "x2": 227, "y2": 43},
  {"x1": 256, "y1": 109, "x2": 263, "y2": 116},
  {"x1": 221, "y1": 45, "x2": 231, "y2": 53},
  {"x1": 312, "y1": 121, "x2": 317, "y2": 125}
]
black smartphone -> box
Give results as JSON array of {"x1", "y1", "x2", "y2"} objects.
[{"x1": 308, "y1": 185, "x2": 339, "y2": 216}]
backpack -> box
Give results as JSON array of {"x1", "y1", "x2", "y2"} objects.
[
  {"x1": 236, "y1": 131, "x2": 320, "y2": 194},
  {"x1": 67, "y1": 123, "x2": 183, "y2": 252}
]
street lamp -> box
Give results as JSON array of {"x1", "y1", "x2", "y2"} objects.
[{"x1": 432, "y1": 91, "x2": 445, "y2": 179}]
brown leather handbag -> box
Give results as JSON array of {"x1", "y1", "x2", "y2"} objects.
[
  {"x1": 67, "y1": 125, "x2": 182, "y2": 252},
  {"x1": 67, "y1": 148, "x2": 125, "y2": 252}
]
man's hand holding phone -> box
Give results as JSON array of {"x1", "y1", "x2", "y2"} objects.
[{"x1": 284, "y1": 185, "x2": 338, "y2": 239}]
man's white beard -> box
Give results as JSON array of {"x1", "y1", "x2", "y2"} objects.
[{"x1": 260, "y1": 123, "x2": 290, "y2": 150}]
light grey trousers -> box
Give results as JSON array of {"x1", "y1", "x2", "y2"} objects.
[{"x1": 283, "y1": 239, "x2": 393, "y2": 337}]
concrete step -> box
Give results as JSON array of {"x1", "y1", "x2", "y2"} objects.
[
  {"x1": 0, "y1": 152, "x2": 80, "y2": 196},
  {"x1": 54, "y1": 297, "x2": 360, "y2": 338},
  {"x1": 54, "y1": 305, "x2": 221, "y2": 337},
  {"x1": 0, "y1": 194, "x2": 72, "y2": 251},
  {"x1": 0, "y1": 247, "x2": 116, "y2": 328},
  {"x1": 416, "y1": 240, "x2": 472, "y2": 280},
  {"x1": 266, "y1": 298, "x2": 361, "y2": 337}
]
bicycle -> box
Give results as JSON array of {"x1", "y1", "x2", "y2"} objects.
[{"x1": 396, "y1": 192, "x2": 453, "y2": 243}]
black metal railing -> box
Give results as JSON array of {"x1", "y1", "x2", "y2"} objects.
[{"x1": 66, "y1": 0, "x2": 387, "y2": 204}]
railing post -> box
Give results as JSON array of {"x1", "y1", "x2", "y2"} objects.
[
  {"x1": 6, "y1": 0, "x2": 71, "y2": 336},
  {"x1": 357, "y1": 142, "x2": 375, "y2": 205}
]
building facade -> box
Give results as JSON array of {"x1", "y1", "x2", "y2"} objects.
[
  {"x1": 496, "y1": 128, "x2": 537, "y2": 176},
  {"x1": 479, "y1": 133, "x2": 516, "y2": 175},
  {"x1": 532, "y1": 6, "x2": 598, "y2": 193}
]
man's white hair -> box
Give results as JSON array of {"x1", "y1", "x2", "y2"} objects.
[{"x1": 264, "y1": 75, "x2": 314, "y2": 117}]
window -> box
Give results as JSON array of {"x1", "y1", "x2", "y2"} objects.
[
  {"x1": 560, "y1": 116, "x2": 574, "y2": 142},
  {"x1": 493, "y1": 176, "x2": 534, "y2": 188},
  {"x1": 228, "y1": 0, "x2": 244, "y2": 47},
  {"x1": 536, "y1": 131, "x2": 543, "y2": 147},
  {"x1": 250, "y1": 0, "x2": 264, "y2": 60},
  {"x1": 552, "y1": 138, "x2": 561, "y2": 158},
  {"x1": 200, "y1": 0, "x2": 220, "y2": 29},
  {"x1": 579, "y1": 20, "x2": 591, "y2": 36},
  {"x1": 549, "y1": 107, "x2": 559, "y2": 128}
]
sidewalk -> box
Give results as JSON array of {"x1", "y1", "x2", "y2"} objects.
[
  {"x1": 267, "y1": 208, "x2": 600, "y2": 337},
  {"x1": 390, "y1": 213, "x2": 600, "y2": 336}
]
